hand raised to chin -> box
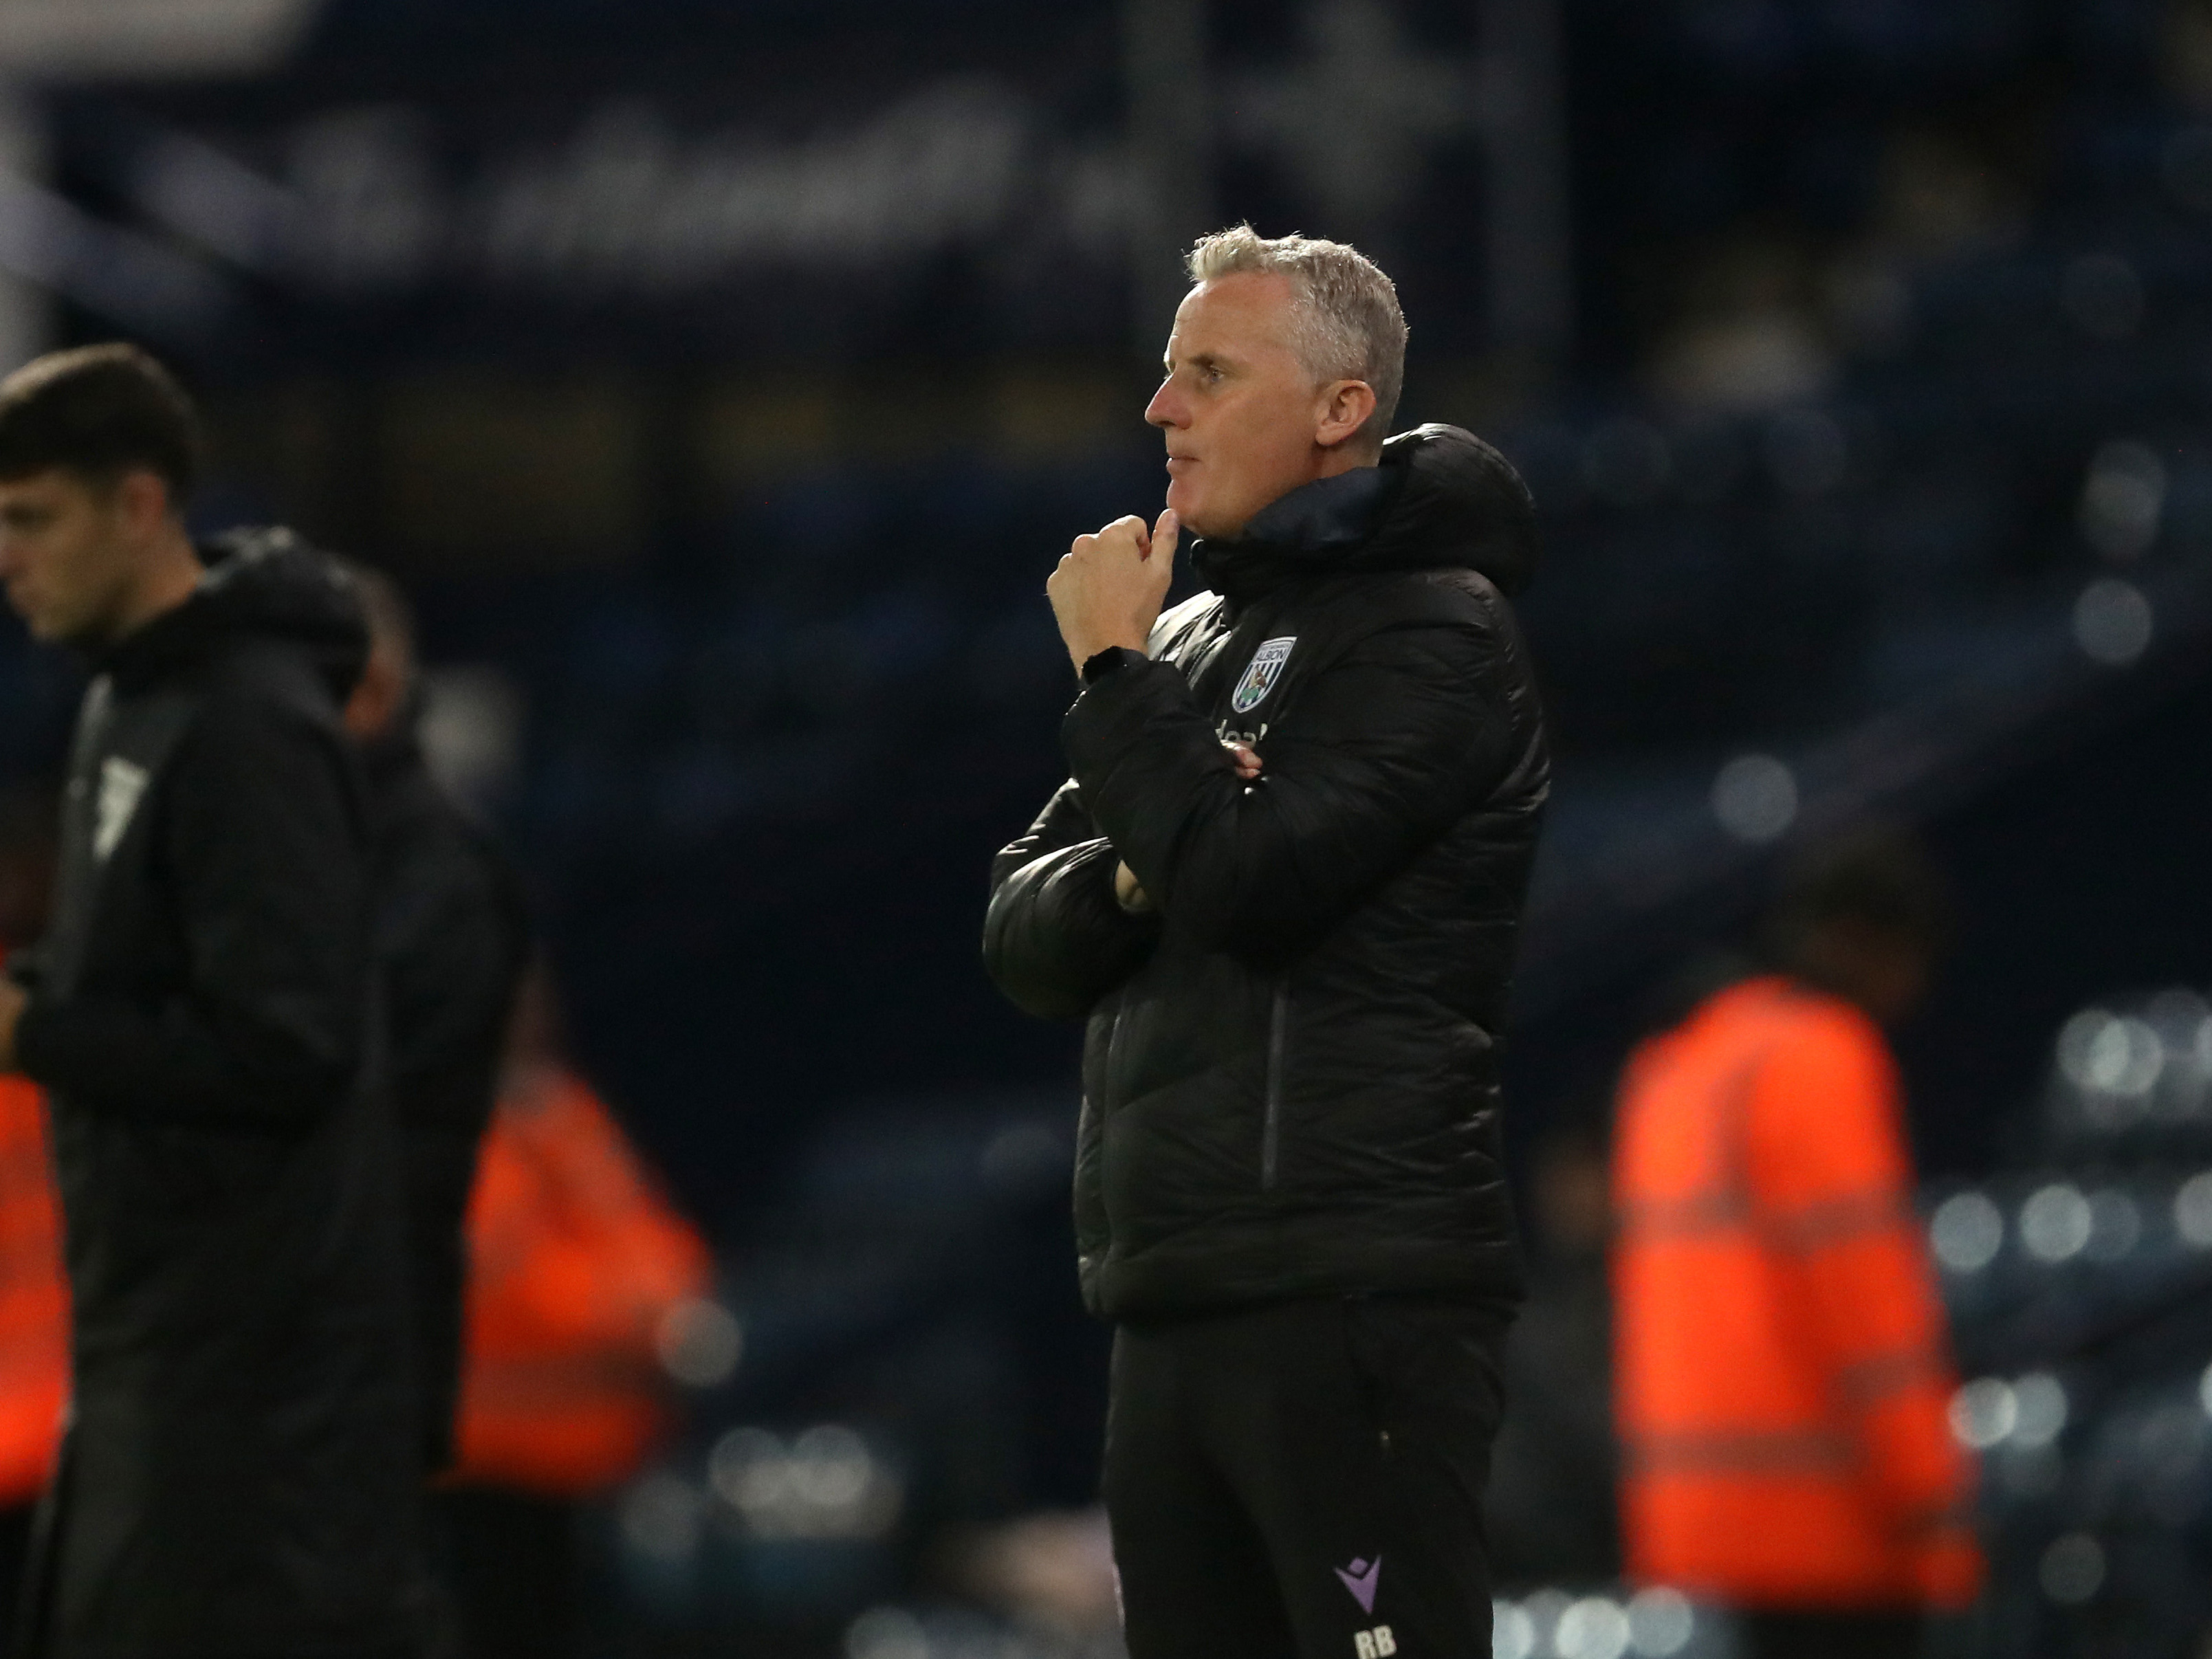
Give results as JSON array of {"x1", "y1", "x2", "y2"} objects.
[{"x1": 1048, "y1": 510, "x2": 1179, "y2": 675}]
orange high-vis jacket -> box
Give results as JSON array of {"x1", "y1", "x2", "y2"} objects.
[
  {"x1": 450, "y1": 1066, "x2": 713, "y2": 1497},
  {"x1": 1612, "y1": 976, "x2": 1982, "y2": 1610},
  {"x1": 0, "y1": 1077, "x2": 67, "y2": 1508}
]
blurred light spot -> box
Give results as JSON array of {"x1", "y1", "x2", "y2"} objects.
[
  {"x1": 1582, "y1": 418, "x2": 1671, "y2": 507},
  {"x1": 2039, "y1": 1533, "x2": 2105, "y2": 1605},
  {"x1": 1521, "y1": 1589, "x2": 1572, "y2": 1651},
  {"x1": 2011, "y1": 1372, "x2": 2069, "y2": 1449},
  {"x1": 2163, "y1": 126, "x2": 2212, "y2": 212},
  {"x1": 2073, "y1": 578, "x2": 2154, "y2": 666},
  {"x1": 710, "y1": 1422, "x2": 901, "y2": 1540},
  {"x1": 2062, "y1": 254, "x2": 2143, "y2": 340},
  {"x1": 2175, "y1": 1173, "x2": 2212, "y2": 1248},
  {"x1": 1556, "y1": 1597, "x2": 1630, "y2": 1659},
  {"x1": 1493, "y1": 1601, "x2": 1536, "y2": 1659},
  {"x1": 2020, "y1": 1185, "x2": 2092, "y2": 1263},
  {"x1": 620, "y1": 1471, "x2": 703, "y2": 1563},
  {"x1": 1764, "y1": 409, "x2": 1848, "y2": 496},
  {"x1": 792, "y1": 1425, "x2": 876, "y2": 1508},
  {"x1": 708, "y1": 1427, "x2": 785, "y2": 1510},
  {"x1": 656, "y1": 1297, "x2": 743, "y2": 1388},
  {"x1": 1711, "y1": 754, "x2": 1797, "y2": 843},
  {"x1": 2059, "y1": 1010, "x2": 2162, "y2": 1095},
  {"x1": 2199, "y1": 1361, "x2": 2212, "y2": 1421},
  {"x1": 2057, "y1": 1009, "x2": 2114, "y2": 1085},
  {"x1": 846, "y1": 1607, "x2": 929, "y2": 1659},
  {"x1": 2085, "y1": 1189, "x2": 2142, "y2": 1262},
  {"x1": 2145, "y1": 989, "x2": 2212, "y2": 1061},
  {"x1": 2078, "y1": 441, "x2": 2165, "y2": 562},
  {"x1": 1929, "y1": 1191, "x2": 2004, "y2": 1273},
  {"x1": 1626, "y1": 1587, "x2": 1694, "y2": 1658},
  {"x1": 1951, "y1": 1378, "x2": 2017, "y2": 1449},
  {"x1": 419, "y1": 665, "x2": 526, "y2": 815}
]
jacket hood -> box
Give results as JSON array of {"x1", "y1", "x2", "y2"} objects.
[
  {"x1": 1190, "y1": 423, "x2": 1539, "y2": 608},
  {"x1": 107, "y1": 526, "x2": 371, "y2": 703}
]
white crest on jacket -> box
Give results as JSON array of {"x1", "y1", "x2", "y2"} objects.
[
  {"x1": 94, "y1": 756, "x2": 150, "y2": 861},
  {"x1": 1231, "y1": 637, "x2": 1296, "y2": 714}
]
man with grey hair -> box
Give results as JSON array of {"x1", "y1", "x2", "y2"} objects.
[{"x1": 985, "y1": 226, "x2": 1549, "y2": 1658}]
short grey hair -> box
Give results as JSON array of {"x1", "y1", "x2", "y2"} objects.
[{"x1": 1187, "y1": 225, "x2": 1408, "y2": 452}]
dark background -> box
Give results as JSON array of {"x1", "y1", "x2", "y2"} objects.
[{"x1": 0, "y1": 1, "x2": 2207, "y2": 1652}]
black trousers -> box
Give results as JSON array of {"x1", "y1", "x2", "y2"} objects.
[{"x1": 1104, "y1": 1296, "x2": 1511, "y2": 1659}]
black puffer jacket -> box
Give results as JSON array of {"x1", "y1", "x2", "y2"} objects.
[
  {"x1": 11, "y1": 529, "x2": 428, "y2": 1658},
  {"x1": 985, "y1": 426, "x2": 1549, "y2": 1323}
]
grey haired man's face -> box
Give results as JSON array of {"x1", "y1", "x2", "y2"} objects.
[{"x1": 1143, "y1": 272, "x2": 1368, "y2": 540}]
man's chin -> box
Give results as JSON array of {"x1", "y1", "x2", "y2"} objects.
[
  {"x1": 1166, "y1": 488, "x2": 1234, "y2": 542},
  {"x1": 30, "y1": 612, "x2": 98, "y2": 650}
]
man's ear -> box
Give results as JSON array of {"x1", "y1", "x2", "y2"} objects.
[
  {"x1": 113, "y1": 470, "x2": 176, "y2": 538},
  {"x1": 342, "y1": 646, "x2": 405, "y2": 743},
  {"x1": 1315, "y1": 380, "x2": 1379, "y2": 450}
]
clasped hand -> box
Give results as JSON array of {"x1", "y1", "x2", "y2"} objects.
[{"x1": 1112, "y1": 740, "x2": 1262, "y2": 916}]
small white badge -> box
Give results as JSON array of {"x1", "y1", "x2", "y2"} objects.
[
  {"x1": 93, "y1": 757, "x2": 149, "y2": 862},
  {"x1": 1230, "y1": 636, "x2": 1296, "y2": 714}
]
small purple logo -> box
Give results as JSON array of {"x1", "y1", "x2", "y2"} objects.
[{"x1": 1335, "y1": 1557, "x2": 1381, "y2": 1614}]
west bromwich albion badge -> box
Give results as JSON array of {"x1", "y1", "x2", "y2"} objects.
[{"x1": 1231, "y1": 637, "x2": 1296, "y2": 714}]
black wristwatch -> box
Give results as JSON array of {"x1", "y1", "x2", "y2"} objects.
[{"x1": 1082, "y1": 646, "x2": 1144, "y2": 685}]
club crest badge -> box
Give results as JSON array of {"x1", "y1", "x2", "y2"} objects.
[{"x1": 1230, "y1": 636, "x2": 1296, "y2": 714}]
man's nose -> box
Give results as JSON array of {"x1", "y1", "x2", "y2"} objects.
[{"x1": 1144, "y1": 380, "x2": 1183, "y2": 430}]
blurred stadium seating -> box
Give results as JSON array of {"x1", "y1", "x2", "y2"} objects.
[{"x1": 1925, "y1": 986, "x2": 2212, "y2": 1659}]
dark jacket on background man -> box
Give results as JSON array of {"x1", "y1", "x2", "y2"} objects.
[
  {"x1": 366, "y1": 724, "x2": 529, "y2": 1474},
  {"x1": 985, "y1": 424, "x2": 1550, "y2": 1323},
  {"x1": 8, "y1": 530, "x2": 428, "y2": 1658}
]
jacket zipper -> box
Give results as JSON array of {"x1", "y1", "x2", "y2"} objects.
[{"x1": 1261, "y1": 982, "x2": 1289, "y2": 1191}]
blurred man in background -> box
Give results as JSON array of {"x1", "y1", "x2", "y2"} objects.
[
  {"x1": 986, "y1": 227, "x2": 1547, "y2": 1659},
  {"x1": 0, "y1": 791, "x2": 65, "y2": 1656},
  {"x1": 0, "y1": 347, "x2": 428, "y2": 1658},
  {"x1": 1612, "y1": 831, "x2": 1982, "y2": 1659},
  {"x1": 437, "y1": 969, "x2": 711, "y2": 1659},
  {"x1": 339, "y1": 564, "x2": 532, "y2": 1479},
  {"x1": 338, "y1": 560, "x2": 705, "y2": 1657}
]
